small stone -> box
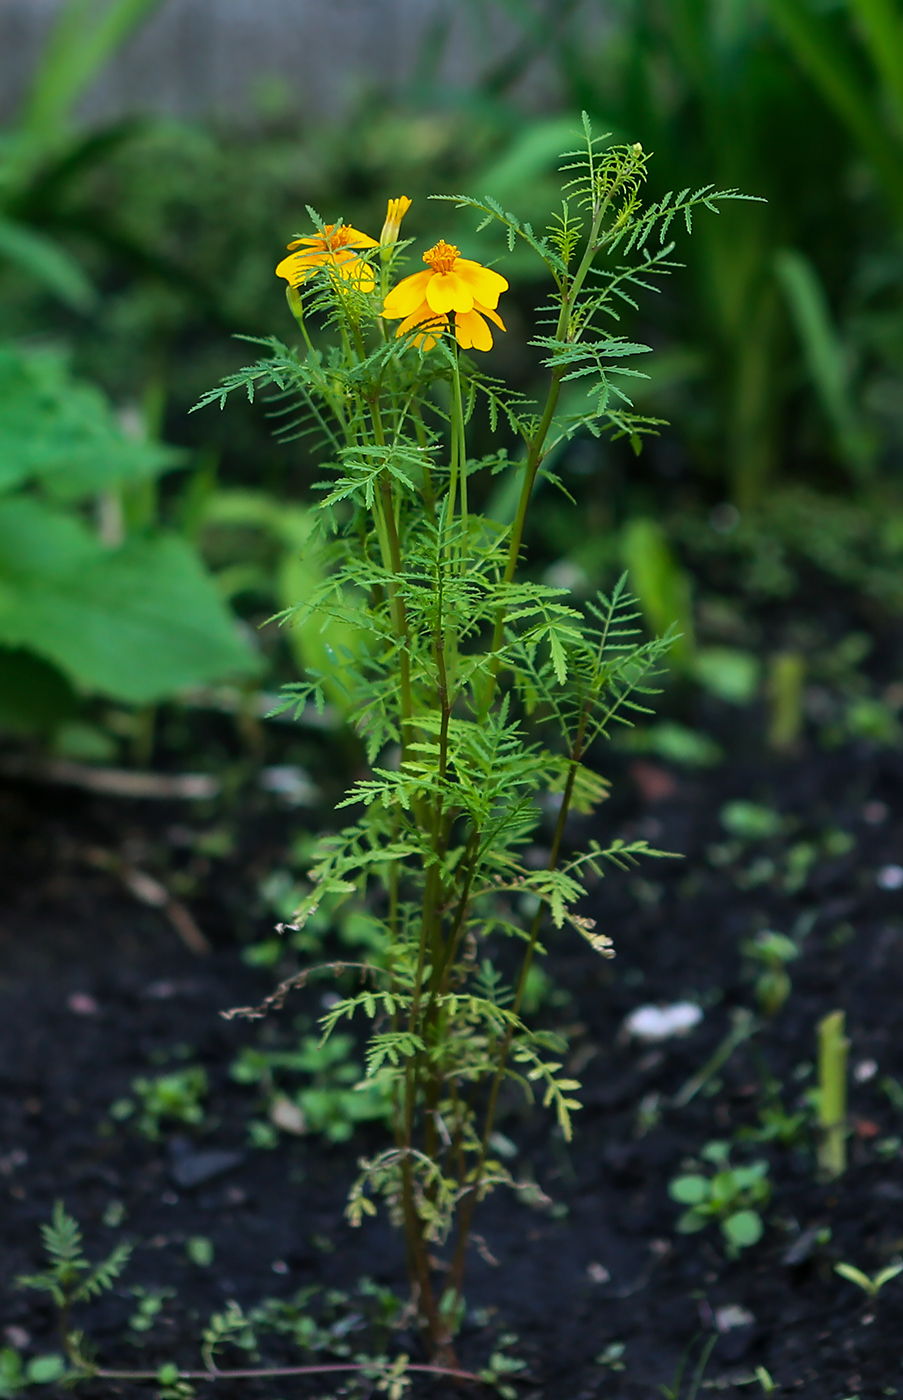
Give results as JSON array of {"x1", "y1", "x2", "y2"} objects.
[
  {"x1": 715, "y1": 1304, "x2": 755, "y2": 1333},
  {"x1": 4, "y1": 1326, "x2": 30, "y2": 1349},
  {"x1": 587, "y1": 1262, "x2": 611, "y2": 1283},
  {"x1": 145, "y1": 981, "x2": 176, "y2": 999},
  {"x1": 854, "y1": 1059, "x2": 878, "y2": 1082},
  {"x1": 67, "y1": 992, "x2": 99, "y2": 1015},
  {"x1": 623, "y1": 1002, "x2": 703, "y2": 1042},
  {"x1": 168, "y1": 1138, "x2": 244, "y2": 1189},
  {"x1": 268, "y1": 1095, "x2": 307, "y2": 1135},
  {"x1": 259, "y1": 765, "x2": 319, "y2": 806},
  {"x1": 877, "y1": 864, "x2": 903, "y2": 890},
  {"x1": 271, "y1": 1259, "x2": 289, "y2": 1274}
]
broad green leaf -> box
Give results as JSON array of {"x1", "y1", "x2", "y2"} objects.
[
  {"x1": 676, "y1": 1207, "x2": 709, "y2": 1233},
  {"x1": 0, "y1": 647, "x2": 77, "y2": 733},
  {"x1": 692, "y1": 647, "x2": 760, "y2": 704},
  {"x1": 721, "y1": 1209, "x2": 763, "y2": 1249},
  {"x1": 202, "y1": 489, "x2": 367, "y2": 709},
  {"x1": 0, "y1": 345, "x2": 178, "y2": 498},
  {"x1": 25, "y1": 1355, "x2": 66, "y2": 1385},
  {"x1": 0, "y1": 217, "x2": 96, "y2": 311},
  {"x1": 0, "y1": 502, "x2": 258, "y2": 702},
  {"x1": 668, "y1": 1174, "x2": 709, "y2": 1205}
]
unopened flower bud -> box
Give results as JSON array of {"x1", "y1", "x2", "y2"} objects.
[{"x1": 380, "y1": 196, "x2": 412, "y2": 252}]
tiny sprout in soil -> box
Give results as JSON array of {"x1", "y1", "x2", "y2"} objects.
[{"x1": 668, "y1": 1141, "x2": 770, "y2": 1256}]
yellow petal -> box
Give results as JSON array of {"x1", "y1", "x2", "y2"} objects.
[
  {"x1": 337, "y1": 257, "x2": 376, "y2": 290},
  {"x1": 456, "y1": 259, "x2": 508, "y2": 309},
  {"x1": 275, "y1": 250, "x2": 318, "y2": 285},
  {"x1": 473, "y1": 299, "x2": 506, "y2": 331},
  {"x1": 382, "y1": 269, "x2": 432, "y2": 319},
  {"x1": 395, "y1": 301, "x2": 446, "y2": 350},
  {"x1": 454, "y1": 308, "x2": 493, "y2": 352},
  {"x1": 344, "y1": 226, "x2": 379, "y2": 248},
  {"x1": 426, "y1": 270, "x2": 474, "y2": 315}
]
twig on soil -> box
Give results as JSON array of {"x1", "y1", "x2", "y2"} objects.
[
  {"x1": 87, "y1": 1360, "x2": 486, "y2": 1385},
  {"x1": 0, "y1": 755, "x2": 220, "y2": 799},
  {"x1": 83, "y1": 846, "x2": 211, "y2": 956},
  {"x1": 671, "y1": 1008, "x2": 758, "y2": 1108},
  {"x1": 220, "y1": 959, "x2": 382, "y2": 1020}
]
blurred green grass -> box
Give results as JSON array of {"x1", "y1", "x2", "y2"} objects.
[{"x1": 3, "y1": 0, "x2": 903, "y2": 759}]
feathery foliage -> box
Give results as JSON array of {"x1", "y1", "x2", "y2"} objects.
[{"x1": 203, "y1": 117, "x2": 735, "y2": 1361}]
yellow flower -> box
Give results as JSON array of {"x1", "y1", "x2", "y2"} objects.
[
  {"x1": 380, "y1": 195, "x2": 412, "y2": 250},
  {"x1": 382, "y1": 240, "x2": 508, "y2": 351},
  {"x1": 276, "y1": 222, "x2": 378, "y2": 291}
]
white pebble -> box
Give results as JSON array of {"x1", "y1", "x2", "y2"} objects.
[
  {"x1": 623, "y1": 1002, "x2": 703, "y2": 1042},
  {"x1": 854, "y1": 1059, "x2": 878, "y2": 1083},
  {"x1": 715, "y1": 1304, "x2": 755, "y2": 1333},
  {"x1": 877, "y1": 865, "x2": 903, "y2": 890}
]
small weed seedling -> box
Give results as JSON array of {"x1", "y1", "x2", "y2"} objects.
[
  {"x1": 17, "y1": 1204, "x2": 497, "y2": 1394},
  {"x1": 110, "y1": 1066, "x2": 207, "y2": 1139},
  {"x1": 834, "y1": 1260, "x2": 903, "y2": 1299},
  {"x1": 741, "y1": 930, "x2": 798, "y2": 1019},
  {"x1": 668, "y1": 1141, "x2": 770, "y2": 1256},
  {"x1": 231, "y1": 1034, "x2": 393, "y2": 1144},
  {"x1": 659, "y1": 1333, "x2": 717, "y2": 1400},
  {"x1": 739, "y1": 1092, "x2": 809, "y2": 1147}
]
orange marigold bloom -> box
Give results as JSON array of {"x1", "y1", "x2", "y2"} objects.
[
  {"x1": 276, "y1": 222, "x2": 378, "y2": 291},
  {"x1": 382, "y1": 240, "x2": 508, "y2": 351}
]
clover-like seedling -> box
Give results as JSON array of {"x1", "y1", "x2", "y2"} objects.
[
  {"x1": 669, "y1": 1141, "x2": 770, "y2": 1256},
  {"x1": 742, "y1": 930, "x2": 799, "y2": 1018},
  {"x1": 834, "y1": 1260, "x2": 903, "y2": 1298}
]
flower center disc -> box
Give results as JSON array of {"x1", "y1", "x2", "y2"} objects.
[
  {"x1": 322, "y1": 224, "x2": 353, "y2": 249},
  {"x1": 423, "y1": 240, "x2": 459, "y2": 275}
]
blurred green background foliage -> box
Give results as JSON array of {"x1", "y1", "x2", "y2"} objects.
[{"x1": 3, "y1": 0, "x2": 903, "y2": 761}]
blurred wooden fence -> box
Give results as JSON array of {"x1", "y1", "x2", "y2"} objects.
[{"x1": 0, "y1": 0, "x2": 556, "y2": 125}]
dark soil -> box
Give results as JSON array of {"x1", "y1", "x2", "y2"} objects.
[{"x1": 3, "y1": 702, "x2": 903, "y2": 1400}]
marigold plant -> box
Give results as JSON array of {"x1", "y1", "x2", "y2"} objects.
[{"x1": 200, "y1": 116, "x2": 745, "y2": 1362}]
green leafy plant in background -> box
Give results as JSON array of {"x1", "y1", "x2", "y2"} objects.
[
  {"x1": 0, "y1": 343, "x2": 257, "y2": 741},
  {"x1": 0, "y1": 0, "x2": 165, "y2": 311},
  {"x1": 231, "y1": 1034, "x2": 393, "y2": 1145},
  {"x1": 474, "y1": 0, "x2": 859, "y2": 504},
  {"x1": 198, "y1": 119, "x2": 744, "y2": 1360},
  {"x1": 668, "y1": 1140, "x2": 771, "y2": 1255},
  {"x1": 109, "y1": 1066, "x2": 207, "y2": 1139}
]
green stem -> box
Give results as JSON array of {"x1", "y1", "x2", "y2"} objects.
[
  {"x1": 483, "y1": 195, "x2": 608, "y2": 702},
  {"x1": 451, "y1": 345, "x2": 468, "y2": 558},
  {"x1": 817, "y1": 1009, "x2": 849, "y2": 1179},
  {"x1": 445, "y1": 716, "x2": 588, "y2": 1300}
]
